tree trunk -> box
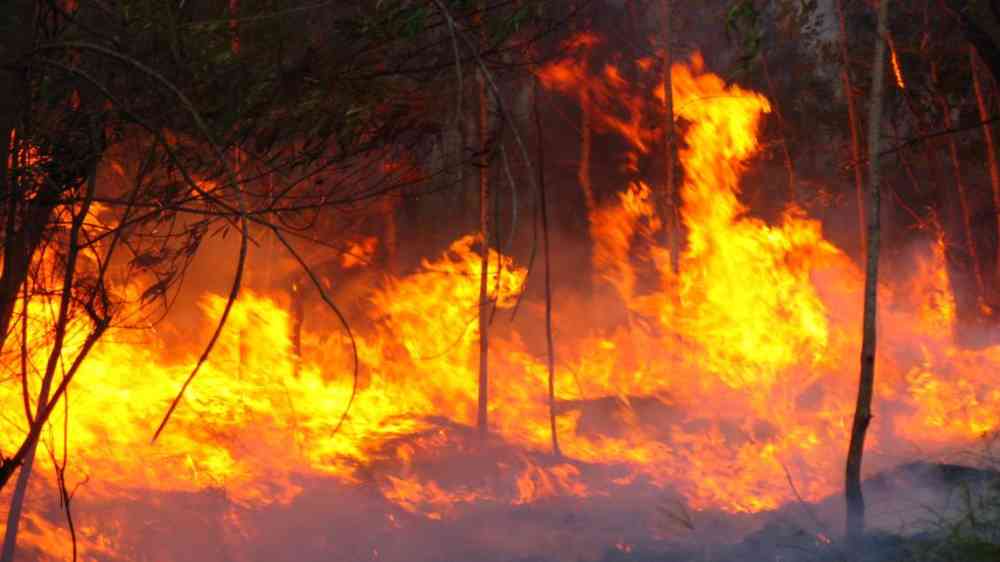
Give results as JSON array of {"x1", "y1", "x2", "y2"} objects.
[
  {"x1": 2, "y1": 116, "x2": 101, "y2": 556},
  {"x1": 661, "y1": 0, "x2": 680, "y2": 273},
  {"x1": 945, "y1": 0, "x2": 1000, "y2": 86},
  {"x1": 534, "y1": 80, "x2": 560, "y2": 457},
  {"x1": 935, "y1": 63, "x2": 987, "y2": 306},
  {"x1": 970, "y1": 45, "x2": 1000, "y2": 291},
  {"x1": 476, "y1": 56, "x2": 490, "y2": 439},
  {"x1": 836, "y1": 0, "x2": 868, "y2": 256},
  {"x1": 231, "y1": 0, "x2": 248, "y2": 380},
  {"x1": 2, "y1": 287, "x2": 40, "y2": 562},
  {"x1": 0, "y1": 0, "x2": 50, "y2": 353},
  {"x1": 291, "y1": 280, "x2": 304, "y2": 377},
  {"x1": 845, "y1": 0, "x2": 889, "y2": 542},
  {"x1": 1, "y1": 413, "x2": 40, "y2": 562},
  {"x1": 760, "y1": 50, "x2": 796, "y2": 203},
  {"x1": 579, "y1": 92, "x2": 596, "y2": 214},
  {"x1": 383, "y1": 196, "x2": 398, "y2": 274}
]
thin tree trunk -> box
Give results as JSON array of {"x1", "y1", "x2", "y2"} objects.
[
  {"x1": 476, "y1": 50, "x2": 490, "y2": 439},
  {"x1": 970, "y1": 45, "x2": 1000, "y2": 289},
  {"x1": 2, "y1": 121, "x2": 100, "y2": 557},
  {"x1": 291, "y1": 280, "x2": 304, "y2": 377},
  {"x1": 264, "y1": 175, "x2": 275, "y2": 289},
  {"x1": 889, "y1": 119, "x2": 926, "y2": 223},
  {"x1": 383, "y1": 196, "x2": 398, "y2": 273},
  {"x1": 579, "y1": 92, "x2": 596, "y2": 214},
  {"x1": 0, "y1": 0, "x2": 34, "y2": 351},
  {"x1": 845, "y1": 0, "x2": 889, "y2": 541},
  {"x1": 3, "y1": 284, "x2": 38, "y2": 561},
  {"x1": 0, "y1": 182, "x2": 60, "y2": 352},
  {"x1": 661, "y1": 0, "x2": 679, "y2": 273},
  {"x1": 0, "y1": 126, "x2": 21, "y2": 349},
  {"x1": 0, "y1": 134, "x2": 61, "y2": 355},
  {"x1": 935, "y1": 63, "x2": 987, "y2": 304},
  {"x1": 760, "y1": 50, "x2": 796, "y2": 203},
  {"x1": 1, "y1": 423, "x2": 39, "y2": 562},
  {"x1": 836, "y1": 0, "x2": 868, "y2": 256},
  {"x1": 534, "y1": 80, "x2": 560, "y2": 457},
  {"x1": 231, "y1": 0, "x2": 248, "y2": 379}
]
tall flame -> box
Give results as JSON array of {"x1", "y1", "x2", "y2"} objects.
[{"x1": 2, "y1": 39, "x2": 999, "y2": 561}]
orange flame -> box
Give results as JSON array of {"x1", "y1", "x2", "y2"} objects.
[
  {"x1": 3, "y1": 39, "x2": 1000, "y2": 560},
  {"x1": 890, "y1": 40, "x2": 906, "y2": 89}
]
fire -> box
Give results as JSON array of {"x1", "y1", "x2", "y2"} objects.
[
  {"x1": 3, "y1": 34, "x2": 1000, "y2": 560},
  {"x1": 667, "y1": 55, "x2": 841, "y2": 391},
  {"x1": 534, "y1": 38, "x2": 1000, "y2": 512},
  {"x1": 889, "y1": 40, "x2": 906, "y2": 89},
  {"x1": 340, "y1": 236, "x2": 378, "y2": 268}
]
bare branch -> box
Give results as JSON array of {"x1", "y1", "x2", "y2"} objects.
[{"x1": 271, "y1": 227, "x2": 359, "y2": 437}]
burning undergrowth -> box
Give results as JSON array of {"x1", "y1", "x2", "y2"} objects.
[{"x1": 4, "y1": 35, "x2": 1000, "y2": 562}]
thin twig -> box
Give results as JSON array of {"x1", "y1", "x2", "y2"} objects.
[
  {"x1": 20, "y1": 281, "x2": 31, "y2": 426},
  {"x1": 0, "y1": 154, "x2": 102, "y2": 494},
  {"x1": 432, "y1": 0, "x2": 544, "y2": 325},
  {"x1": 39, "y1": 42, "x2": 254, "y2": 442},
  {"x1": 271, "y1": 227, "x2": 359, "y2": 436},
  {"x1": 533, "y1": 76, "x2": 560, "y2": 457},
  {"x1": 431, "y1": 0, "x2": 541, "y2": 270},
  {"x1": 780, "y1": 461, "x2": 823, "y2": 530}
]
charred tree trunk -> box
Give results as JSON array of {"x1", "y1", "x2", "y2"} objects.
[
  {"x1": 579, "y1": 92, "x2": 596, "y2": 214},
  {"x1": 760, "y1": 50, "x2": 796, "y2": 203},
  {"x1": 476, "y1": 52, "x2": 491, "y2": 439},
  {"x1": 1, "y1": 425, "x2": 38, "y2": 562},
  {"x1": 845, "y1": 0, "x2": 889, "y2": 542},
  {"x1": 291, "y1": 280, "x2": 304, "y2": 377},
  {"x1": 945, "y1": 1, "x2": 1000, "y2": 85},
  {"x1": 2, "y1": 111, "x2": 102, "y2": 557},
  {"x1": 836, "y1": 0, "x2": 868, "y2": 256},
  {"x1": 0, "y1": 178, "x2": 60, "y2": 352},
  {"x1": 534, "y1": 80, "x2": 561, "y2": 457},
  {"x1": 231, "y1": 0, "x2": 249, "y2": 379},
  {"x1": 970, "y1": 45, "x2": 1000, "y2": 293},
  {"x1": 661, "y1": 0, "x2": 680, "y2": 273},
  {"x1": 382, "y1": 196, "x2": 398, "y2": 274},
  {"x1": 0, "y1": 0, "x2": 52, "y2": 353},
  {"x1": 935, "y1": 62, "x2": 987, "y2": 308}
]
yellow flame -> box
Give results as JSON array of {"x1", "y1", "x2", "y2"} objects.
[{"x1": 4, "y1": 38, "x2": 1000, "y2": 559}]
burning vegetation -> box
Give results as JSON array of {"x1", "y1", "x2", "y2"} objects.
[{"x1": 5, "y1": 1, "x2": 1000, "y2": 561}]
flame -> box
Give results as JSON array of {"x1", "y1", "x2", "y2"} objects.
[
  {"x1": 534, "y1": 43, "x2": 1000, "y2": 513},
  {"x1": 889, "y1": 40, "x2": 906, "y2": 89},
  {"x1": 4, "y1": 38, "x2": 1000, "y2": 560},
  {"x1": 340, "y1": 236, "x2": 378, "y2": 268}
]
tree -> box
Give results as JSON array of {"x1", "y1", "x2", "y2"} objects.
[
  {"x1": 532, "y1": 79, "x2": 561, "y2": 457},
  {"x1": 845, "y1": 0, "x2": 889, "y2": 541},
  {"x1": 969, "y1": 45, "x2": 1000, "y2": 291},
  {"x1": 836, "y1": 0, "x2": 868, "y2": 255},
  {"x1": 1, "y1": 1, "x2": 563, "y2": 556},
  {"x1": 933, "y1": 57, "x2": 987, "y2": 307},
  {"x1": 945, "y1": 0, "x2": 1000, "y2": 85},
  {"x1": 477, "y1": 15, "x2": 492, "y2": 438},
  {"x1": 661, "y1": 0, "x2": 680, "y2": 272}
]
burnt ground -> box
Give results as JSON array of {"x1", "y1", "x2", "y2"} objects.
[{"x1": 586, "y1": 462, "x2": 1000, "y2": 562}]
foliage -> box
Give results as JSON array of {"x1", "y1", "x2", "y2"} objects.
[{"x1": 0, "y1": 0, "x2": 561, "y2": 492}]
